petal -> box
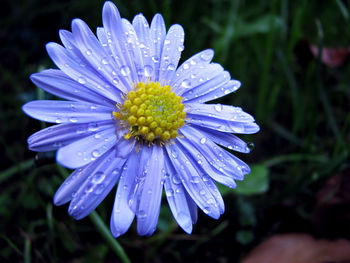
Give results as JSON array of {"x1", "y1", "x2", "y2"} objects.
[
  {"x1": 56, "y1": 126, "x2": 117, "y2": 169},
  {"x1": 30, "y1": 70, "x2": 115, "y2": 106},
  {"x1": 174, "y1": 63, "x2": 224, "y2": 96},
  {"x1": 46, "y1": 42, "x2": 121, "y2": 103},
  {"x1": 110, "y1": 149, "x2": 138, "y2": 237},
  {"x1": 164, "y1": 155, "x2": 194, "y2": 234},
  {"x1": 186, "y1": 103, "x2": 260, "y2": 134},
  {"x1": 192, "y1": 124, "x2": 250, "y2": 153},
  {"x1": 22, "y1": 100, "x2": 113, "y2": 124},
  {"x1": 187, "y1": 103, "x2": 255, "y2": 122},
  {"x1": 121, "y1": 18, "x2": 145, "y2": 84},
  {"x1": 181, "y1": 66, "x2": 230, "y2": 101},
  {"x1": 185, "y1": 79, "x2": 241, "y2": 103},
  {"x1": 165, "y1": 143, "x2": 221, "y2": 219},
  {"x1": 136, "y1": 145, "x2": 165, "y2": 236},
  {"x1": 132, "y1": 14, "x2": 154, "y2": 79},
  {"x1": 102, "y1": 1, "x2": 138, "y2": 85},
  {"x1": 159, "y1": 24, "x2": 185, "y2": 84},
  {"x1": 171, "y1": 49, "x2": 214, "y2": 87},
  {"x1": 186, "y1": 193, "x2": 198, "y2": 224},
  {"x1": 70, "y1": 19, "x2": 128, "y2": 94},
  {"x1": 67, "y1": 147, "x2": 129, "y2": 219},
  {"x1": 180, "y1": 125, "x2": 251, "y2": 181},
  {"x1": 150, "y1": 13, "x2": 166, "y2": 81},
  {"x1": 28, "y1": 120, "x2": 114, "y2": 152},
  {"x1": 178, "y1": 127, "x2": 238, "y2": 188}
]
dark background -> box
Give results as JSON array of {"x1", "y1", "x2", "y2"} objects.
[{"x1": 1, "y1": 0, "x2": 349, "y2": 262}]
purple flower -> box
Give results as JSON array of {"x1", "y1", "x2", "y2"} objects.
[{"x1": 23, "y1": 1, "x2": 259, "y2": 237}]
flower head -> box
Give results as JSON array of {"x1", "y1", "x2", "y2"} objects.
[{"x1": 23, "y1": 1, "x2": 259, "y2": 237}]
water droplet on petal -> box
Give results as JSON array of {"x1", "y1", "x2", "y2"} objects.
[
  {"x1": 167, "y1": 64, "x2": 176, "y2": 71},
  {"x1": 121, "y1": 65, "x2": 131, "y2": 76},
  {"x1": 86, "y1": 49, "x2": 92, "y2": 56},
  {"x1": 200, "y1": 137, "x2": 207, "y2": 144},
  {"x1": 215, "y1": 104, "x2": 223, "y2": 112},
  {"x1": 138, "y1": 210, "x2": 147, "y2": 220},
  {"x1": 181, "y1": 79, "x2": 191, "y2": 88},
  {"x1": 144, "y1": 65, "x2": 153, "y2": 77},
  {"x1": 78, "y1": 77, "x2": 86, "y2": 84},
  {"x1": 92, "y1": 172, "x2": 105, "y2": 184},
  {"x1": 92, "y1": 150, "x2": 100, "y2": 158}
]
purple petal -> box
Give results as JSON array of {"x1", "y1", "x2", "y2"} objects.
[
  {"x1": 46, "y1": 42, "x2": 121, "y2": 103},
  {"x1": 110, "y1": 150, "x2": 138, "y2": 237},
  {"x1": 70, "y1": 19, "x2": 128, "y2": 94},
  {"x1": 56, "y1": 126, "x2": 117, "y2": 169},
  {"x1": 132, "y1": 14, "x2": 154, "y2": 80},
  {"x1": 30, "y1": 70, "x2": 115, "y2": 106},
  {"x1": 174, "y1": 63, "x2": 224, "y2": 96},
  {"x1": 186, "y1": 103, "x2": 260, "y2": 134},
  {"x1": 159, "y1": 24, "x2": 185, "y2": 84},
  {"x1": 181, "y1": 67, "x2": 230, "y2": 101},
  {"x1": 185, "y1": 79, "x2": 241, "y2": 103},
  {"x1": 150, "y1": 13, "x2": 166, "y2": 81},
  {"x1": 176, "y1": 133, "x2": 237, "y2": 189},
  {"x1": 28, "y1": 120, "x2": 114, "y2": 152},
  {"x1": 180, "y1": 125, "x2": 251, "y2": 181},
  {"x1": 136, "y1": 145, "x2": 165, "y2": 236},
  {"x1": 67, "y1": 147, "x2": 129, "y2": 219},
  {"x1": 164, "y1": 155, "x2": 194, "y2": 234},
  {"x1": 22, "y1": 100, "x2": 113, "y2": 124},
  {"x1": 102, "y1": 2, "x2": 138, "y2": 85},
  {"x1": 171, "y1": 49, "x2": 214, "y2": 88},
  {"x1": 165, "y1": 143, "x2": 221, "y2": 219},
  {"x1": 121, "y1": 19, "x2": 145, "y2": 84},
  {"x1": 191, "y1": 124, "x2": 250, "y2": 153}
]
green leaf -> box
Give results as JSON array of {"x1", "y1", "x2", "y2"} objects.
[{"x1": 235, "y1": 165, "x2": 269, "y2": 195}]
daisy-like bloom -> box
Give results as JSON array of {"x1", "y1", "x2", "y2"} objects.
[{"x1": 23, "y1": 1, "x2": 259, "y2": 237}]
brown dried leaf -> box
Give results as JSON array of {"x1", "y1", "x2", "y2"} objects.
[{"x1": 242, "y1": 233, "x2": 350, "y2": 263}]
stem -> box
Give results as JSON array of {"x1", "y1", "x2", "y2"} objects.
[{"x1": 89, "y1": 211, "x2": 131, "y2": 263}]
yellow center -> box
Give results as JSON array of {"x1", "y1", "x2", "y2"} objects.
[{"x1": 113, "y1": 81, "x2": 186, "y2": 143}]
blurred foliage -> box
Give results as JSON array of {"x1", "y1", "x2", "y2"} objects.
[{"x1": 1, "y1": 0, "x2": 350, "y2": 262}]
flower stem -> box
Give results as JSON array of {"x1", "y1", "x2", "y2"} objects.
[{"x1": 89, "y1": 211, "x2": 131, "y2": 263}]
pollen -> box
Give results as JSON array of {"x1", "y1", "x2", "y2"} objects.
[{"x1": 114, "y1": 82, "x2": 186, "y2": 143}]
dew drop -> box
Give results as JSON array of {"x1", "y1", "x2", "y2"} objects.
[
  {"x1": 167, "y1": 64, "x2": 176, "y2": 71},
  {"x1": 94, "y1": 184, "x2": 105, "y2": 194},
  {"x1": 180, "y1": 79, "x2": 191, "y2": 88},
  {"x1": 172, "y1": 174, "x2": 181, "y2": 185},
  {"x1": 78, "y1": 77, "x2": 86, "y2": 84},
  {"x1": 92, "y1": 172, "x2": 105, "y2": 184},
  {"x1": 171, "y1": 149, "x2": 178, "y2": 159},
  {"x1": 200, "y1": 137, "x2": 207, "y2": 144},
  {"x1": 183, "y1": 63, "x2": 189, "y2": 70},
  {"x1": 200, "y1": 51, "x2": 212, "y2": 61},
  {"x1": 101, "y1": 58, "x2": 109, "y2": 65},
  {"x1": 138, "y1": 210, "x2": 147, "y2": 220},
  {"x1": 166, "y1": 189, "x2": 174, "y2": 197},
  {"x1": 55, "y1": 118, "x2": 62, "y2": 124},
  {"x1": 203, "y1": 206, "x2": 211, "y2": 214},
  {"x1": 86, "y1": 49, "x2": 92, "y2": 56},
  {"x1": 178, "y1": 45, "x2": 184, "y2": 52},
  {"x1": 144, "y1": 65, "x2": 153, "y2": 77},
  {"x1": 121, "y1": 65, "x2": 131, "y2": 76},
  {"x1": 164, "y1": 39, "x2": 171, "y2": 45},
  {"x1": 69, "y1": 117, "x2": 77, "y2": 123},
  {"x1": 92, "y1": 150, "x2": 100, "y2": 158},
  {"x1": 215, "y1": 104, "x2": 223, "y2": 112},
  {"x1": 88, "y1": 123, "x2": 99, "y2": 132}
]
